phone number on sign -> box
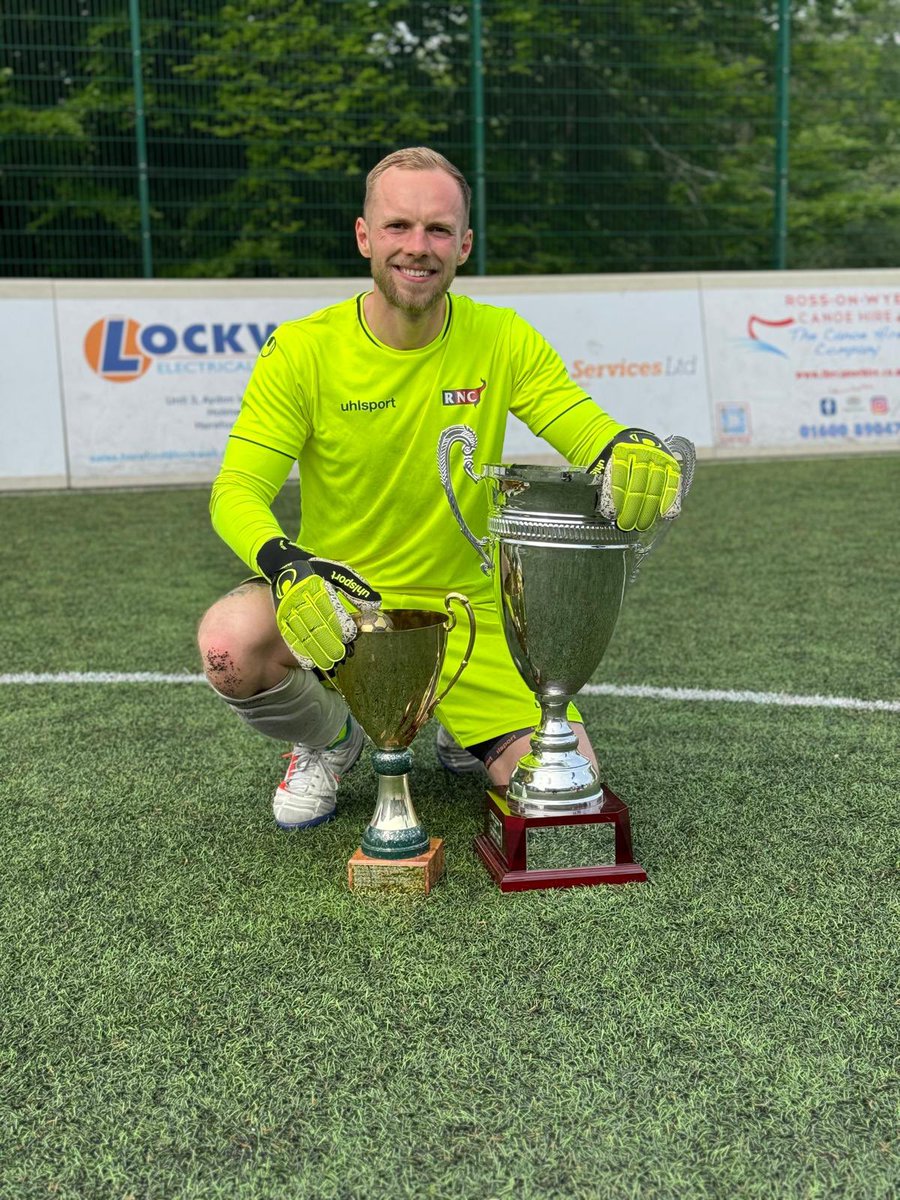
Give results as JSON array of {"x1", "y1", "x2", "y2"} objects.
[{"x1": 799, "y1": 422, "x2": 900, "y2": 439}]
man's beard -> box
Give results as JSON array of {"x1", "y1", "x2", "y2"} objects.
[{"x1": 371, "y1": 258, "x2": 455, "y2": 316}]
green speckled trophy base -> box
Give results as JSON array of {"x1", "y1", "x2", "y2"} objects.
[
  {"x1": 361, "y1": 823, "x2": 430, "y2": 860},
  {"x1": 371, "y1": 747, "x2": 413, "y2": 775}
]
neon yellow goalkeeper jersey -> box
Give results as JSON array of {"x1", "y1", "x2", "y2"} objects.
[{"x1": 212, "y1": 291, "x2": 624, "y2": 605}]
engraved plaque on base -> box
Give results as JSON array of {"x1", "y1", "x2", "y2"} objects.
[{"x1": 348, "y1": 838, "x2": 445, "y2": 895}]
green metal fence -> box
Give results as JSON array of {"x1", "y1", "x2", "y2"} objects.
[{"x1": 2, "y1": 1, "x2": 898, "y2": 279}]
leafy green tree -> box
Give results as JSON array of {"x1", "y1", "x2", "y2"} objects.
[
  {"x1": 2, "y1": 1, "x2": 897, "y2": 276},
  {"x1": 169, "y1": 0, "x2": 464, "y2": 275},
  {"x1": 472, "y1": 0, "x2": 776, "y2": 272},
  {"x1": 787, "y1": 0, "x2": 900, "y2": 268}
]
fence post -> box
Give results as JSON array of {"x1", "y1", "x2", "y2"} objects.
[
  {"x1": 129, "y1": 0, "x2": 153, "y2": 277},
  {"x1": 773, "y1": 0, "x2": 791, "y2": 269},
  {"x1": 470, "y1": 0, "x2": 487, "y2": 274}
]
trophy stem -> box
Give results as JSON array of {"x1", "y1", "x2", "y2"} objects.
[
  {"x1": 361, "y1": 748, "x2": 430, "y2": 860},
  {"x1": 506, "y1": 692, "x2": 604, "y2": 816},
  {"x1": 532, "y1": 694, "x2": 580, "y2": 753}
]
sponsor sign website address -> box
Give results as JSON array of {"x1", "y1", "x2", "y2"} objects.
[{"x1": 88, "y1": 449, "x2": 220, "y2": 464}]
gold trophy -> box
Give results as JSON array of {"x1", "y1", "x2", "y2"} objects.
[{"x1": 330, "y1": 594, "x2": 475, "y2": 895}]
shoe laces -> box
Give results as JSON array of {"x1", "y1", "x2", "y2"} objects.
[{"x1": 281, "y1": 745, "x2": 335, "y2": 794}]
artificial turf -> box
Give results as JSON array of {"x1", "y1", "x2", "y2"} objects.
[{"x1": 0, "y1": 454, "x2": 897, "y2": 1199}]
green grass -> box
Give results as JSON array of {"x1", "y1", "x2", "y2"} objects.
[{"x1": 0, "y1": 455, "x2": 898, "y2": 1199}]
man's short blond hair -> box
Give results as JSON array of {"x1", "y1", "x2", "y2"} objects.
[{"x1": 364, "y1": 147, "x2": 472, "y2": 226}]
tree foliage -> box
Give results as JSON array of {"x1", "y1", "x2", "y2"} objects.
[{"x1": 2, "y1": 0, "x2": 897, "y2": 277}]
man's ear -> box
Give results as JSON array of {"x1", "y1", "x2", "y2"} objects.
[
  {"x1": 458, "y1": 227, "x2": 474, "y2": 265},
  {"x1": 355, "y1": 216, "x2": 372, "y2": 259}
]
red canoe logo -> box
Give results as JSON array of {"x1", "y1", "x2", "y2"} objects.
[{"x1": 442, "y1": 378, "x2": 487, "y2": 406}]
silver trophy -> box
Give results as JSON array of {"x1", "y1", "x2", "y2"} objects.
[{"x1": 438, "y1": 425, "x2": 695, "y2": 818}]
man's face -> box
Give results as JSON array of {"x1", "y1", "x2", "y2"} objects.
[{"x1": 355, "y1": 167, "x2": 473, "y2": 317}]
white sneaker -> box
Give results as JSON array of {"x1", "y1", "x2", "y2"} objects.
[
  {"x1": 435, "y1": 725, "x2": 487, "y2": 777},
  {"x1": 273, "y1": 718, "x2": 365, "y2": 830}
]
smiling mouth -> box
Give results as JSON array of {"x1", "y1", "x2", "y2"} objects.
[{"x1": 392, "y1": 265, "x2": 438, "y2": 280}]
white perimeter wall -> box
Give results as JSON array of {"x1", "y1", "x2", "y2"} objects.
[{"x1": 1, "y1": 269, "x2": 898, "y2": 489}]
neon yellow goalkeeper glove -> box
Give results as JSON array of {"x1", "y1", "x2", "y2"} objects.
[
  {"x1": 257, "y1": 538, "x2": 381, "y2": 671},
  {"x1": 588, "y1": 429, "x2": 683, "y2": 532}
]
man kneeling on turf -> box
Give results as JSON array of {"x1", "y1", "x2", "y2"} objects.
[{"x1": 197, "y1": 147, "x2": 682, "y2": 829}]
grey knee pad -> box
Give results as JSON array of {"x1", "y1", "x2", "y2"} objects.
[{"x1": 216, "y1": 668, "x2": 349, "y2": 749}]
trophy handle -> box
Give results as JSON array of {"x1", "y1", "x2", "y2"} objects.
[
  {"x1": 661, "y1": 434, "x2": 696, "y2": 519},
  {"x1": 437, "y1": 425, "x2": 492, "y2": 576},
  {"x1": 431, "y1": 592, "x2": 477, "y2": 712},
  {"x1": 630, "y1": 434, "x2": 697, "y2": 581}
]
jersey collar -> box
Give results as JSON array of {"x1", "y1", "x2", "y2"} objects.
[{"x1": 356, "y1": 292, "x2": 453, "y2": 351}]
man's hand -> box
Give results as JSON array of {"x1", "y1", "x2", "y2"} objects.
[
  {"x1": 257, "y1": 539, "x2": 380, "y2": 671},
  {"x1": 272, "y1": 559, "x2": 354, "y2": 671},
  {"x1": 589, "y1": 429, "x2": 682, "y2": 532}
]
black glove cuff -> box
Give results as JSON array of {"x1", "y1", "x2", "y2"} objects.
[
  {"x1": 256, "y1": 537, "x2": 312, "y2": 582},
  {"x1": 257, "y1": 539, "x2": 382, "y2": 607},
  {"x1": 586, "y1": 428, "x2": 667, "y2": 474}
]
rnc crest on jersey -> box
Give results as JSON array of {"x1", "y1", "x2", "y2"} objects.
[{"x1": 441, "y1": 378, "x2": 487, "y2": 407}]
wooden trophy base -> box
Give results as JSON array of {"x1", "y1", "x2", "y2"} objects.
[
  {"x1": 348, "y1": 837, "x2": 445, "y2": 895},
  {"x1": 474, "y1": 788, "x2": 648, "y2": 892}
]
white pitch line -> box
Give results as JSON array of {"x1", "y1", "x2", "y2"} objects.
[
  {"x1": 580, "y1": 683, "x2": 900, "y2": 713},
  {"x1": 0, "y1": 671, "x2": 207, "y2": 685},
  {"x1": 0, "y1": 671, "x2": 897, "y2": 713}
]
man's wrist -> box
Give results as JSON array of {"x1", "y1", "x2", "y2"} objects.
[
  {"x1": 586, "y1": 428, "x2": 668, "y2": 474},
  {"x1": 256, "y1": 537, "x2": 312, "y2": 582}
]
